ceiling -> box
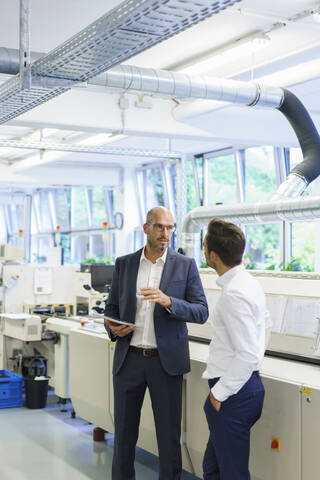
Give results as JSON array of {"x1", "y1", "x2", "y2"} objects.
[{"x1": 0, "y1": 0, "x2": 320, "y2": 187}]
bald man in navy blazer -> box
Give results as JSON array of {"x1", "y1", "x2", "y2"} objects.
[{"x1": 105, "y1": 206, "x2": 208, "y2": 480}]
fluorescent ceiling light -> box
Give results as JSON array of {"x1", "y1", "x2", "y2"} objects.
[
  {"x1": 179, "y1": 31, "x2": 270, "y2": 76},
  {"x1": 80, "y1": 133, "x2": 127, "y2": 146},
  {"x1": 11, "y1": 133, "x2": 127, "y2": 172},
  {"x1": 257, "y1": 58, "x2": 320, "y2": 87}
]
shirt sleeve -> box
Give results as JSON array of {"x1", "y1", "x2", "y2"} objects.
[{"x1": 211, "y1": 291, "x2": 261, "y2": 402}]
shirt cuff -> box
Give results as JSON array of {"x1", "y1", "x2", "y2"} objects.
[
  {"x1": 211, "y1": 381, "x2": 230, "y2": 403},
  {"x1": 165, "y1": 297, "x2": 172, "y2": 314}
]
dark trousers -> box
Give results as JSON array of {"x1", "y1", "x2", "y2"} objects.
[
  {"x1": 203, "y1": 372, "x2": 265, "y2": 480},
  {"x1": 112, "y1": 350, "x2": 183, "y2": 480}
]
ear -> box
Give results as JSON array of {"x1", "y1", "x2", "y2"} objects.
[
  {"x1": 143, "y1": 223, "x2": 149, "y2": 234},
  {"x1": 209, "y1": 250, "x2": 219, "y2": 263}
]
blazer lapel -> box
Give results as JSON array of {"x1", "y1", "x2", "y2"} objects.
[
  {"x1": 126, "y1": 249, "x2": 142, "y2": 322},
  {"x1": 159, "y1": 248, "x2": 176, "y2": 293}
]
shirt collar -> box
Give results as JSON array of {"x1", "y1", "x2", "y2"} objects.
[
  {"x1": 216, "y1": 264, "x2": 244, "y2": 288},
  {"x1": 140, "y1": 247, "x2": 168, "y2": 265}
]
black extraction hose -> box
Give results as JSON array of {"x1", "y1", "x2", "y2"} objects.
[{"x1": 278, "y1": 88, "x2": 320, "y2": 184}]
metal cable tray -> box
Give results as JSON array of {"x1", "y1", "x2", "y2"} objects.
[{"x1": 0, "y1": 0, "x2": 240, "y2": 124}]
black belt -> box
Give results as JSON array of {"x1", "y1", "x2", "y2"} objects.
[{"x1": 129, "y1": 346, "x2": 158, "y2": 357}]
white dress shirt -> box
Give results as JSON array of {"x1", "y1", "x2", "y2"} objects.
[
  {"x1": 130, "y1": 247, "x2": 168, "y2": 348},
  {"x1": 202, "y1": 265, "x2": 271, "y2": 402}
]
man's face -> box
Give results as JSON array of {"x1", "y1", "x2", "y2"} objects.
[{"x1": 144, "y1": 210, "x2": 175, "y2": 253}]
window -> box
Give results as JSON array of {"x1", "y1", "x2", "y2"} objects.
[
  {"x1": 38, "y1": 191, "x2": 53, "y2": 232},
  {"x1": 206, "y1": 152, "x2": 237, "y2": 205},
  {"x1": 245, "y1": 224, "x2": 280, "y2": 270},
  {"x1": 55, "y1": 188, "x2": 70, "y2": 229},
  {"x1": 245, "y1": 147, "x2": 277, "y2": 202},
  {"x1": 186, "y1": 157, "x2": 202, "y2": 212},
  {"x1": 134, "y1": 228, "x2": 144, "y2": 251},
  {"x1": 290, "y1": 221, "x2": 315, "y2": 271},
  {"x1": 89, "y1": 233, "x2": 105, "y2": 261},
  {"x1": 60, "y1": 233, "x2": 71, "y2": 264},
  {"x1": 71, "y1": 234, "x2": 89, "y2": 264},
  {"x1": 91, "y1": 187, "x2": 107, "y2": 226},
  {"x1": 136, "y1": 166, "x2": 164, "y2": 215},
  {"x1": 196, "y1": 144, "x2": 319, "y2": 272},
  {"x1": 71, "y1": 188, "x2": 88, "y2": 228},
  {"x1": 31, "y1": 236, "x2": 53, "y2": 263}
]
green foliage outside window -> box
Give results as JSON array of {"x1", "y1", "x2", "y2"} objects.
[
  {"x1": 83, "y1": 254, "x2": 114, "y2": 264},
  {"x1": 245, "y1": 147, "x2": 276, "y2": 203},
  {"x1": 186, "y1": 159, "x2": 198, "y2": 212},
  {"x1": 207, "y1": 153, "x2": 237, "y2": 205},
  {"x1": 291, "y1": 222, "x2": 315, "y2": 271},
  {"x1": 186, "y1": 157, "x2": 203, "y2": 212},
  {"x1": 245, "y1": 224, "x2": 280, "y2": 270}
]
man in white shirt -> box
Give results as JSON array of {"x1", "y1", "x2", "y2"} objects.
[
  {"x1": 202, "y1": 218, "x2": 270, "y2": 480},
  {"x1": 104, "y1": 206, "x2": 208, "y2": 480}
]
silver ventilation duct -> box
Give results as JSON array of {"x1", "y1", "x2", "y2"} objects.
[
  {"x1": 180, "y1": 88, "x2": 320, "y2": 260},
  {"x1": 182, "y1": 196, "x2": 320, "y2": 261},
  {"x1": 0, "y1": 47, "x2": 42, "y2": 75},
  {"x1": 94, "y1": 66, "x2": 284, "y2": 108},
  {"x1": 0, "y1": 53, "x2": 284, "y2": 110}
]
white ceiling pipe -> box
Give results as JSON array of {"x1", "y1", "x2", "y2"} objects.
[
  {"x1": 98, "y1": 65, "x2": 284, "y2": 108},
  {"x1": 0, "y1": 52, "x2": 283, "y2": 109},
  {"x1": 173, "y1": 59, "x2": 320, "y2": 122},
  {"x1": 181, "y1": 195, "x2": 320, "y2": 261},
  {"x1": 0, "y1": 47, "x2": 42, "y2": 75}
]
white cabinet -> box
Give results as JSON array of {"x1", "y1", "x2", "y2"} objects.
[{"x1": 250, "y1": 378, "x2": 301, "y2": 480}]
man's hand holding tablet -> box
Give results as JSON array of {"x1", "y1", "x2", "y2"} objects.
[{"x1": 104, "y1": 315, "x2": 136, "y2": 338}]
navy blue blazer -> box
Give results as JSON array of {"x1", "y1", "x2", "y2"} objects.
[{"x1": 104, "y1": 247, "x2": 208, "y2": 376}]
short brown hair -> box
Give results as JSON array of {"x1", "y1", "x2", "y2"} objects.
[{"x1": 206, "y1": 218, "x2": 245, "y2": 267}]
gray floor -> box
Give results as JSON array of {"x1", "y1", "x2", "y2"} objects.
[{"x1": 0, "y1": 393, "x2": 201, "y2": 480}]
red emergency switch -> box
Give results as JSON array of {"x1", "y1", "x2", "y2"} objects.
[{"x1": 271, "y1": 436, "x2": 281, "y2": 451}]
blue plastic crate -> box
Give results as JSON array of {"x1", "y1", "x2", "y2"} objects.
[{"x1": 0, "y1": 370, "x2": 23, "y2": 408}]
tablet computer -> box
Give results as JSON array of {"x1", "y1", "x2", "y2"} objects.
[{"x1": 104, "y1": 316, "x2": 136, "y2": 327}]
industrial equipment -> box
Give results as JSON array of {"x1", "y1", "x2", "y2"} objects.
[
  {"x1": 0, "y1": 244, "x2": 24, "y2": 262},
  {"x1": 0, "y1": 313, "x2": 42, "y2": 342},
  {"x1": 67, "y1": 270, "x2": 320, "y2": 480}
]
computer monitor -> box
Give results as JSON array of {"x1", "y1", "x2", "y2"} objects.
[{"x1": 80, "y1": 264, "x2": 115, "y2": 293}]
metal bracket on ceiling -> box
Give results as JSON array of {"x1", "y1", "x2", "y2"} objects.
[{"x1": 19, "y1": 0, "x2": 31, "y2": 90}]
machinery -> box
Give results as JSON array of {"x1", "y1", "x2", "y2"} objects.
[
  {"x1": 0, "y1": 244, "x2": 24, "y2": 262},
  {"x1": 1, "y1": 313, "x2": 42, "y2": 342},
  {"x1": 67, "y1": 270, "x2": 320, "y2": 480},
  {"x1": 0, "y1": 263, "x2": 105, "y2": 401}
]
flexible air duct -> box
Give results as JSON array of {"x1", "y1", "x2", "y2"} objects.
[{"x1": 274, "y1": 88, "x2": 320, "y2": 198}]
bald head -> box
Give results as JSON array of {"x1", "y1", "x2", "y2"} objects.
[
  {"x1": 146, "y1": 207, "x2": 174, "y2": 225},
  {"x1": 143, "y1": 206, "x2": 175, "y2": 256}
]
